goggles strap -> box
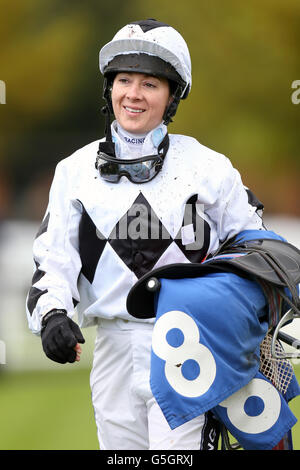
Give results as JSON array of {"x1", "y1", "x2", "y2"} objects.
[{"x1": 95, "y1": 133, "x2": 169, "y2": 182}]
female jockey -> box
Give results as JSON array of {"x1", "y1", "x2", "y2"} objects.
[{"x1": 26, "y1": 19, "x2": 297, "y2": 450}]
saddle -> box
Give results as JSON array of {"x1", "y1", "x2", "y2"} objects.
[{"x1": 126, "y1": 237, "x2": 300, "y2": 319}]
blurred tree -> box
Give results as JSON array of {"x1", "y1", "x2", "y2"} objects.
[
  {"x1": 0, "y1": 0, "x2": 299, "y2": 218},
  {"x1": 134, "y1": 0, "x2": 300, "y2": 215},
  {"x1": 0, "y1": 0, "x2": 136, "y2": 219}
]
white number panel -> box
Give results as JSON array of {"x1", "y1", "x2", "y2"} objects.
[
  {"x1": 219, "y1": 378, "x2": 281, "y2": 434},
  {"x1": 152, "y1": 310, "x2": 216, "y2": 397}
]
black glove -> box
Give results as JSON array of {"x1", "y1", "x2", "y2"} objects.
[{"x1": 41, "y1": 309, "x2": 85, "y2": 364}]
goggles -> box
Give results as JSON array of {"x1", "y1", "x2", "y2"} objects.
[{"x1": 96, "y1": 134, "x2": 169, "y2": 184}]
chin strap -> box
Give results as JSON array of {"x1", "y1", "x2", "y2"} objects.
[
  {"x1": 163, "y1": 84, "x2": 183, "y2": 125},
  {"x1": 99, "y1": 104, "x2": 115, "y2": 157},
  {"x1": 99, "y1": 75, "x2": 116, "y2": 156}
]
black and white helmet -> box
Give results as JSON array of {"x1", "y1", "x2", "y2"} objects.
[{"x1": 99, "y1": 19, "x2": 192, "y2": 124}]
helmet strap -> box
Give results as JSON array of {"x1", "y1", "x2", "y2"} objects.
[
  {"x1": 163, "y1": 84, "x2": 183, "y2": 125},
  {"x1": 99, "y1": 104, "x2": 116, "y2": 157},
  {"x1": 101, "y1": 76, "x2": 182, "y2": 148},
  {"x1": 99, "y1": 77, "x2": 116, "y2": 156}
]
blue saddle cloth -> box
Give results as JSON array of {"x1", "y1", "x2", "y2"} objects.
[{"x1": 150, "y1": 230, "x2": 300, "y2": 450}]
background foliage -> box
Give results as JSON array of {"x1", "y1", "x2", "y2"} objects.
[
  {"x1": 0, "y1": 0, "x2": 299, "y2": 220},
  {"x1": 0, "y1": 0, "x2": 300, "y2": 451}
]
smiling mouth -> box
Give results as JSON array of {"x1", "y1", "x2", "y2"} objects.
[{"x1": 124, "y1": 106, "x2": 145, "y2": 114}]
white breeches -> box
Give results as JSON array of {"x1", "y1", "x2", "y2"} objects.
[{"x1": 90, "y1": 318, "x2": 215, "y2": 450}]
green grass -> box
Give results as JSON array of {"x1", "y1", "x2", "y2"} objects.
[
  {"x1": 0, "y1": 367, "x2": 99, "y2": 450},
  {"x1": 0, "y1": 366, "x2": 300, "y2": 450}
]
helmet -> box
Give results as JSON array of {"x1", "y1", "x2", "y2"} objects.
[{"x1": 99, "y1": 19, "x2": 192, "y2": 125}]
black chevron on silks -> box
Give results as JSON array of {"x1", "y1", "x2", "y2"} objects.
[
  {"x1": 27, "y1": 260, "x2": 79, "y2": 316},
  {"x1": 27, "y1": 261, "x2": 48, "y2": 315},
  {"x1": 245, "y1": 188, "x2": 264, "y2": 212},
  {"x1": 109, "y1": 192, "x2": 173, "y2": 278},
  {"x1": 35, "y1": 212, "x2": 50, "y2": 239},
  {"x1": 73, "y1": 193, "x2": 211, "y2": 281},
  {"x1": 174, "y1": 194, "x2": 210, "y2": 263},
  {"x1": 27, "y1": 287, "x2": 48, "y2": 315},
  {"x1": 32, "y1": 260, "x2": 46, "y2": 285},
  {"x1": 27, "y1": 218, "x2": 51, "y2": 314},
  {"x1": 78, "y1": 207, "x2": 106, "y2": 283},
  {"x1": 28, "y1": 193, "x2": 212, "y2": 313},
  {"x1": 27, "y1": 216, "x2": 50, "y2": 315},
  {"x1": 109, "y1": 192, "x2": 211, "y2": 278}
]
